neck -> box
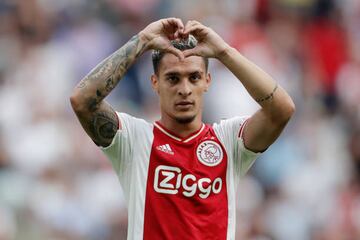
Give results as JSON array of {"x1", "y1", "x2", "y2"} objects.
[{"x1": 159, "y1": 113, "x2": 203, "y2": 138}]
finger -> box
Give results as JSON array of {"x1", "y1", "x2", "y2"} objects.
[
  {"x1": 187, "y1": 20, "x2": 203, "y2": 27},
  {"x1": 185, "y1": 20, "x2": 193, "y2": 31},
  {"x1": 174, "y1": 31, "x2": 188, "y2": 40},
  {"x1": 185, "y1": 20, "x2": 200, "y2": 28},
  {"x1": 184, "y1": 20, "x2": 204, "y2": 32},
  {"x1": 183, "y1": 48, "x2": 201, "y2": 58},
  {"x1": 183, "y1": 24, "x2": 206, "y2": 36},
  {"x1": 165, "y1": 46, "x2": 185, "y2": 60},
  {"x1": 168, "y1": 33, "x2": 176, "y2": 40},
  {"x1": 174, "y1": 29, "x2": 188, "y2": 40},
  {"x1": 166, "y1": 18, "x2": 184, "y2": 31},
  {"x1": 173, "y1": 30, "x2": 180, "y2": 39}
]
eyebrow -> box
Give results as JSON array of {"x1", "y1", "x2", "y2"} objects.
[
  {"x1": 163, "y1": 70, "x2": 203, "y2": 76},
  {"x1": 164, "y1": 71, "x2": 180, "y2": 76}
]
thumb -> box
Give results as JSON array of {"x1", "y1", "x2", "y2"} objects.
[
  {"x1": 165, "y1": 46, "x2": 185, "y2": 60},
  {"x1": 183, "y1": 48, "x2": 201, "y2": 58}
]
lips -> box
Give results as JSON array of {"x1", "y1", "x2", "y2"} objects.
[
  {"x1": 175, "y1": 100, "x2": 194, "y2": 106},
  {"x1": 175, "y1": 100, "x2": 194, "y2": 111}
]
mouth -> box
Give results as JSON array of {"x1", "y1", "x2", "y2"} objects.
[
  {"x1": 175, "y1": 100, "x2": 194, "y2": 106},
  {"x1": 175, "y1": 100, "x2": 194, "y2": 110}
]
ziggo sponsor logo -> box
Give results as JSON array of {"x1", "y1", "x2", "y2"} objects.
[{"x1": 153, "y1": 165, "x2": 222, "y2": 199}]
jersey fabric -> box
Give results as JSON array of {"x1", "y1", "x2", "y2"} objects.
[{"x1": 100, "y1": 112, "x2": 260, "y2": 240}]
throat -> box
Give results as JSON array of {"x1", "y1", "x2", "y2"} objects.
[{"x1": 158, "y1": 117, "x2": 203, "y2": 139}]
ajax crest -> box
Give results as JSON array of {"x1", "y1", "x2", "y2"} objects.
[{"x1": 196, "y1": 140, "x2": 223, "y2": 167}]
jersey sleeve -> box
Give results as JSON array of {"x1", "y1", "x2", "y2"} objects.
[
  {"x1": 100, "y1": 112, "x2": 134, "y2": 175},
  {"x1": 99, "y1": 112, "x2": 144, "y2": 178},
  {"x1": 213, "y1": 116, "x2": 261, "y2": 177}
]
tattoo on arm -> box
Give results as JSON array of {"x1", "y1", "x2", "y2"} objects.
[
  {"x1": 72, "y1": 35, "x2": 145, "y2": 146},
  {"x1": 255, "y1": 83, "x2": 278, "y2": 103},
  {"x1": 89, "y1": 110, "x2": 118, "y2": 147},
  {"x1": 76, "y1": 34, "x2": 146, "y2": 111}
]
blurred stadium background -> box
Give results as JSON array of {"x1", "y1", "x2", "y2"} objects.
[{"x1": 0, "y1": 0, "x2": 360, "y2": 239}]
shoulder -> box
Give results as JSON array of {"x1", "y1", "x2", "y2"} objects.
[
  {"x1": 100, "y1": 112, "x2": 153, "y2": 151},
  {"x1": 212, "y1": 116, "x2": 249, "y2": 136},
  {"x1": 117, "y1": 112, "x2": 152, "y2": 130},
  {"x1": 211, "y1": 116, "x2": 250, "y2": 150}
]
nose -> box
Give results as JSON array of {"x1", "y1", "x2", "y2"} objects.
[{"x1": 178, "y1": 79, "x2": 192, "y2": 97}]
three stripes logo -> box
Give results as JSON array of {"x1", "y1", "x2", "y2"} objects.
[{"x1": 156, "y1": 144, "x2": 174, "y2": 155}]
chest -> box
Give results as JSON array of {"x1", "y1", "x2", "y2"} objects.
[{"x1": 148, "y1": 126, "x2": 228, "y2": 199}]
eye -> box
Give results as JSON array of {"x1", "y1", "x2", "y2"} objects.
[
  {"x1": 189, "y1": 74, "x2": 201, "y2": 82},
  {"x1": 167, "y1": 75, "x2": 179, "y2": 84}
]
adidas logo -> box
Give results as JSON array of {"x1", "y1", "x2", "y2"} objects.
[{"x1": 156, "y1": 144, "x2": 174, "y2": 155}]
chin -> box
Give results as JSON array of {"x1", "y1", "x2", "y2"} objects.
[{"x1": 174, "y1": 114, "x2": 196, "y2": 124}]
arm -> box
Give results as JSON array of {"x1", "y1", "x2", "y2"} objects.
[
  {"x1": 70, "y1": 18, "x2": 185, "y2": 147},
  {"x1": 218, "y1": 48, "x2": 295, "y2": 152},
  {"x1": 183, "y1": 21, "x2": 295, "y2": 152}
]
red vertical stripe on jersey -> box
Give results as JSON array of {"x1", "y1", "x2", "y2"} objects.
[
  {"x1": 143, "y1": 125, "x2": 228, "y2": 239},
  {"x1": 238, "y1": 118, "x2": 249, "y2": 139}
]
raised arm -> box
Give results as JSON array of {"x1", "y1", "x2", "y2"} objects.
[
  {"x1": 218, "y1": 47, "x2": 295, "y2": 152},
  {"x1": 70, "y1": 18, "x2": 185, "y2": 147},
  {"x1": 182, "y1": 20, "x2": 295, "y2": 152}
]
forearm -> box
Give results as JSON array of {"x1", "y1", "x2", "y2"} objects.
[
  {"x1": 71, "y1": 33, "x2": 148, "y2": 112},
  {"x1": 218, "y1": 47, "x2": 295, "y2": 123}
]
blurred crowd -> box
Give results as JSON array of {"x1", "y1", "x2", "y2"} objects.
[{"x1": 0, "y1": 0, "x2": 360, "y2": 239}]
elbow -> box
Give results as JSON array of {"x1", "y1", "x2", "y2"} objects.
[
  {"x1": 70, "y1": 90, "x2": 85, "y2": 113},
  {"x1": 286, "y1": 99, "x2": 296, "y2": 120},
  {"x1": 70, "y1": 88, "x2": 100, "y2": 113},
  {"x1": 278, "y1": 98, "x2": 296, "y2": 125},
  {"x1": 268, "y1": 97, "x2": 295, "y2": 127}
]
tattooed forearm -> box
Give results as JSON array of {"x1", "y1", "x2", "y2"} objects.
[
  {"x1": 71, "y1": 34, "x2": 146, "y2": 147},
  {"x1": 76, "y1": 34, "x2": 147, "y2": 111}
]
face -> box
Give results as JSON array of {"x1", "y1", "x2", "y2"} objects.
[{"x1": 151, "y1": 53, "x2": 211, "y2": 124}]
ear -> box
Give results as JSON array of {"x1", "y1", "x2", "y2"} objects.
[
  {"x1": 151, "y1": 74, "x2": 159, "y2": 94},
  {"x1": 204, "y1": 72, "x2": 211, "y2": 92}
]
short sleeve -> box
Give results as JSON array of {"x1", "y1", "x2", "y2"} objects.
[
  {"x1": 213, "y1": 116, "x2": 261, "y2": 177},
  {"x1": 99, "y1": 112, "x2": 139, "y2": 177}
]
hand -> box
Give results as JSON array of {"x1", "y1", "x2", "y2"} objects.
[
  {"x1": 140, "y1": 18, "x2": 185, "y2": 60},
  {"x1": 182, "y1": 20, "x2": 230, "y2": 59}
]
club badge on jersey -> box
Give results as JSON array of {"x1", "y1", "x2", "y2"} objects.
[{"x1": 196, "y1": 140, "x2": 223, "y2": 167}]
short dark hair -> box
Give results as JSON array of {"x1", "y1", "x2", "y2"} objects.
[{"x1": 151, "y1": 35, "x2": 209, "y2": 74}]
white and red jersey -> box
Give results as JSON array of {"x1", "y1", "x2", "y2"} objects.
[{"x1": 100, "y1": 112, "x2": 260, "y2": 240}]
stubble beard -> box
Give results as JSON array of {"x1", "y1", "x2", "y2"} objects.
[{"x1": 174, "y1": 115, "x2": 196, "y2": 124}]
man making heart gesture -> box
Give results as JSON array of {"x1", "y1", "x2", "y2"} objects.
[{"x1": 70, "y1": 18, "x2": 295, "y2": 240}]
